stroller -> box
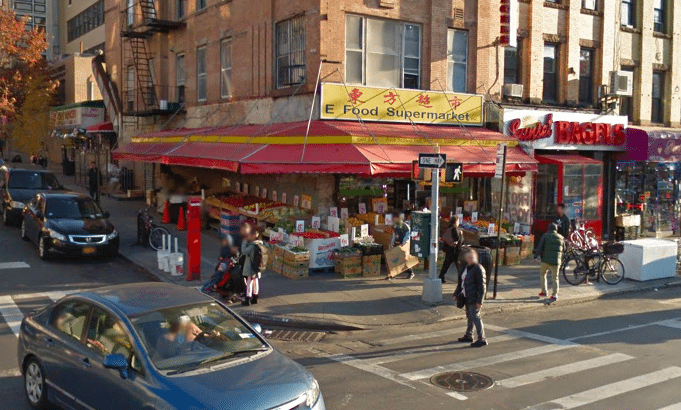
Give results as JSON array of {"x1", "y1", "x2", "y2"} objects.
[{"x1": 205, "y1": 258, "x2": 245, "y2": 304}]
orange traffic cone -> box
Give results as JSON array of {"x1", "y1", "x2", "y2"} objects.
[
  {"x1": 162, "y1": 201, "x2": 171, "y2": 224},
  {"x1": 176, "y1": 207, "x2": 187, "y2": 231}
]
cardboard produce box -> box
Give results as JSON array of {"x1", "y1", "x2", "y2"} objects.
[
  {"x1": 305, "y1": 237, "x2": 341, "y2": 269},
  {"x1": 362, "y1": 254, "x2": 382, "y2": 277},
  {"x1": 385, "y1": 243, "x2": 420, "y2": 278},
  {"x1": 504, "y1": 245, "x2": 522, "y2": 266},
  {"x1": 283, "y1": 248, "x2": 310, "y2": 264},
  {"x1": 271, "y1": 254, "x2": 284, "y2": 274},
  {"x1": 462, "y1": 229, "x2": 480, "y2": 246},
  {"x1": 282, "y1": 262, "x2": 308, "y2": 279},
  {"x1": 334, "y1": 250, "x2": 363, "y2": 278},
  {"x1": 520, "y1": 235, "x2": 534, "y2": 259},
  {"x1": 370, "y1": 225, "x2": 394, "y2": 250}
]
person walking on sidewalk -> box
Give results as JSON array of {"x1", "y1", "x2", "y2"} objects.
[
  {"x1": 534, "y1": 223, "x2": 565, "y2": 302},
  {"x1": 439, "y1": 215, "x2": 463, "y2": 283},
  {"x1": 240, "y1": 223, "x2": 266, "y2": 306},
  {"x1": 454, "y1": 249, "x2": 487, "y2": 347},
  {"x1": 555, "y1": 203, "x2": 571, "y2": 239},
  {"x1": 87, "y1": 161, "x2": 101, "y2": 201},
  {"x1": 386, "y1": 210, "x2": 415, "y2": 280}
]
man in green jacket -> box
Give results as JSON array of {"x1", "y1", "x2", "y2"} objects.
[{"x1": 534, "y1": 223, "x2": 565, "y2": 302}]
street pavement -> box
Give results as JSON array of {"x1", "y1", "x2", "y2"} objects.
[
  {"x1": 0, "y1": 218, "x2": 159, "y2": 410},
  {"x1": 277, "y1": 285, "x2": 681, "y2": 410}
]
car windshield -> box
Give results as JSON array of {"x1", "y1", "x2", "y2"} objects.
[
  {"x1": 130, "y1": 302, "x2": 266, "y2": 372},
  {"x1": 45, "y1": 197, "x2": 104, "y2": 219},
  {"x1": 9, "y1": 171, "x2": 60, "y2": 190}
]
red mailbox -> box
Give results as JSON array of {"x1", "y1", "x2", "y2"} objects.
[{"x1": 186, "y1": 196, "x2": 202, "y2": 281}]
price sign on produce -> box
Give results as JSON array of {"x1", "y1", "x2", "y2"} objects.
[
  {"x1": 340, "y1": 208, "x2": 349, "y2": 219},
  {"x1": 235, "y1": 182, "x2": 241, "y2": 192},
  {"x1": 311, "y1": 216, "x2": 321, "y2": 229},
  {"x1": 340, "y1": 234, "x2": 349, "y2": 247},
  {"x1": 262, "y1": 188, "x2": 267, "y2": 199},
  {"x1": 457, "y1": 214, "x2": 463, "y2": 223},
  {"x1": 328, "y1": 216, "x2": 340, "y2": 233},
  {"x1": 514, "y1": 222, "x2": 520, "y2": 233},
  {"x1": 330, "y1": 207, "x2": 338, "y2": 218},
  {"x1": 243, "y1": 184, "x2": 249, "y2": 194},
  {"x1": 290, "y1": 235, "x2": 304, "y2": 248},
  {"x1": 456, "y1": 206, "x2": 463, "y2": 215},
  {"x1": 385, "y1": 214, "x2": 393, "y2": 226},
  {"x1": 295, "y1": 220, "x2": 305, "y2": 233},
  {"x1": 282, "y1": 192, "x2": 287, "y2": 204},
  {"x1": 272, "y1": 191, "x2": 277, "y2": 201},
  {"x1": 277, "y1": 228, "x2": 285, "y2": 241},
  {"x1": 472, "y1": 212, "x2": 478, "y2": 223},
  {"x1": 358, "y1": 203, "x2": 367, "y2": 214},
  {"x1": 361, "y1": 224, "x2": 369, "y2": 238},
  {"x1": 487, "y1": 223, "x2": 495, "y2": 235},
  {"x1": 293, "y1": 195, "x2": 300, "y2": 207},
  {"x1": 255, "y1": 186, "x2": 260, "y2": 197},
  {"x1": 302, "y1": 195, "x2": 312, "y2": 209}
]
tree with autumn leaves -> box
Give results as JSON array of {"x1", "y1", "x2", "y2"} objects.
[{"x1": 0, "y1": 9, "x2": 57, "y2": 158}]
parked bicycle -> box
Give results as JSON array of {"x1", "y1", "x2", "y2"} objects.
[
  {"x1": 569, "y1": 219, "x2": 598, "y2": 251},
  {"x1": 562, "y1": 241, "x2": 625, "y2": 285},
  {"x1": 137, "y1": 206, "x2": 170, "y2": 250}
]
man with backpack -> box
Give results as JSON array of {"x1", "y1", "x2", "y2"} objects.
[
  {"x1": 240, "y1": 223, "x2": 268, "y2": 306},
  {"x1": 439, "y1": 215, "x2": 463, "y2": 283}
]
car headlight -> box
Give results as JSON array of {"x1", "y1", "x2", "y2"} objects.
[
  {"x1": 106, "y1": 230, "x2": 118, "y2": 240},
  {"x1": 305, "y1": 379, "x2": 320, "y2": 407},
  {"x1": 46, "y1": 228, "x2": 66, "y2": 241},
  {"x1": 10, "y1": 201, "x2": 25, "y2": 209}
]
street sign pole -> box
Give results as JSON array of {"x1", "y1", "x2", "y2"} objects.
[
  {"x1": 421, "y1": 146, "x2": 443, "y2": 304},
  {"x1": 492, "y1": 144, "x2": 508, "y2": 300}
]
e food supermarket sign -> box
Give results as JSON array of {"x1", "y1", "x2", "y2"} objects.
[{"x1": 320, "y1": 83, "x2": 483, "y2": 126}]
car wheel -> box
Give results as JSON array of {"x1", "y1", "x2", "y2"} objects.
[
  {"x1": 38, "y1": 236, "x2": 49, "y2": 260},
  {"x1": 21, "y1": 220, "x2": 29, "y2": 241},
  {"x1": 24, "y1": 358, "x2": 49, "y2": 410}
]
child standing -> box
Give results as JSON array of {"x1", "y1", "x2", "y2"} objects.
[{"x1": 240, "y1": 224, "x2": 267, "y2": 306}]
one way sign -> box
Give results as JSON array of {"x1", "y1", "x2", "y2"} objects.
[{"x1": 418, "y1": 153, "x2": 447, "y2": 169}]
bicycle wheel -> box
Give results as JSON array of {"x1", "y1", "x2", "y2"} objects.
[
  {"x1": 600, "y1": 257, "x2": 625, "y2": 285},
  {"x1": 562, "y1": 256, "x2": 588, "y2": 286},
  {"x1": 149, "y1": 226, "x2": 170, "y2": 251}
]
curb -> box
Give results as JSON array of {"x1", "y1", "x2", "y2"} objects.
[{"x1": 234, "y1": 310, "x2": 367, "y2": 332}]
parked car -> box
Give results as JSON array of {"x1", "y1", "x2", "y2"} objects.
[
  {"x1": 0, "y1": 165, "x2": 64, "y2": 226},
  {"x1": 21, "y1": 192, "x2": 119, "y2": 259},
  {"x1": 17, "y1": 283, "x2": 325, "y2": 410}
]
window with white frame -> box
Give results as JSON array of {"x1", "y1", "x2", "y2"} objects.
[
  {"x1": 275, "y1": 16, "x2": 306, "y2": 89},
  {"x1": 196, "y1": 46, "x2": 207, "y2": 102},
  {"x1": 621, "y1": 0, "x2": 635, "y2": 27},
  {"x1": 447, "y1": 29, "x2": 468, "y2": 93},
  {"x1": 345, "y1": 15, "x2": 421, "y2": 89},
  {"x1": 220, "y1": 39, "x2": 232, "y2": 98},
  {"x1": 176, "y1": 54, "x2": 185, "y2": 103},
  {"x1": 653, "y1": 0, "x2": 666, "y2": 33}
]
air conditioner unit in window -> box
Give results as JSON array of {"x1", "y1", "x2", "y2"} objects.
[
  {"x1": 503, "y1": 84, "x2": 524, "y2": 98},
  {"x1": 610, "y1": 71, "x2": 633, "y2": 96},
  {"x1": 582, "y1": 0, "x2": 596, "y2": 10}
]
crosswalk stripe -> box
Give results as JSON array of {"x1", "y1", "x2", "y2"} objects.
[
  {"x1": 522, "y1": 367, "x2": 681, "y2": 410},
  {"x1": 376, "y1": 327, "x2": 467, "y2": 346},
  {"x1": 496, "y1": 353, "x2": 634, "y2": 388},
  {"x1": 0, "y1": 368, "x2": 21, "y2": 378},
  {"x1": 400, "y1": 343, "x2": 577, "y2": 381},
  {"x1": 658, "y1": 319, "x2": 681, "y2": 330},
  {"x1": 0, "y1": 295, "x2": 25, "y2": 337},
  {"x1": 0, "y1": 262, "x2": 30, "y2": 270},
  {"x1": 658, "y1": 403, "x2": 681, "y2": 410},
  {"x1": 486, "y1": 324, "x2": 577, "y2": 346},
  {"x1": 364, "y1": 334, "x2": 519, "y2": 366}
]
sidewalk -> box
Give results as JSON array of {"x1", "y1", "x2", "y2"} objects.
[{"x1": 54, "y1": 168, "x2": 681, "y2": 329}]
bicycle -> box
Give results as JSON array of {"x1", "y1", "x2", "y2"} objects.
[
  {"x1": 570, "y1": 219, "x2": 598, "y2": 251},
  {"x1": 562, "y1": 241, "x2": 625, "y2": 286},
  {"x1": 137, "y1": 206, "x2": 170, "y2": 251}
]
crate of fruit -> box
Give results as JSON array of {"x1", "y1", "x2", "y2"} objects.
[
  {"x1": 520, "y1": 235, "x2": 534, "y2": 259},
  {"x1": 271, "y1": 254, "x2": 284, "y2": 274},
  {"x1": 362, "y1": 254, "x2": 382, "y2": 277},
  {"x1": 504, "y1": 245, "x2": 521, "y2": 266},
  {"x1": 335, "y1": 251, "x2": 363, "y2": 278},
  {"x1": 284, "y1": 247, "x2": 311, "y2": 264},
  {"x1": 355, "y1": 242, "x2": 384, "y2": 256},
  {"x1": 282, "y1": 262, "x2": 308, "y2": 279}
]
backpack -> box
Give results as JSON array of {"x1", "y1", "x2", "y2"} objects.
[{"x1": 253, "y1": 241, "x2": 268, "y2": 272}]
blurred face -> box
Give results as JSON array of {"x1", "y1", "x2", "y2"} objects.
[
  {"x1": 464, "y1": 251, "x2": 478, "y2": 266},
  {"x1": 557, "y1": 206, "x2": 564, "y2": 216},
  {"x1": 394, "y1": 215, "x2": 403, "y2": 225},
  {"x1": 240, "y1": 224, "x2": 251, "y2": 239}
]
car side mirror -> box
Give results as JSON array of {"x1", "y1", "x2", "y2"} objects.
[
  {"x1": 103, "y1": 353, "x2": 129, "y2": 379},
  {"x1": 103, "y1": 211, "x2": 111, "y2": 218}
]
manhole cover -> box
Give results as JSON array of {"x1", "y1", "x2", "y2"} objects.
[{"x1": 430, "y1": 371, "x2": 494, "y2": 392}]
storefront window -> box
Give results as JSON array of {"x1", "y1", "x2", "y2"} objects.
[
  {"x1": 583, "y1": 164, "x2": 601, "y2": 220},
  {"x1": 536, "y1": 163, "x2": 558, "y2": 220},
  {"x1": 563, "y1": 164, "x2": 584, "y2": 220}
]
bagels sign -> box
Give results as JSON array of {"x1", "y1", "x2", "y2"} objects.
[{"x1": 503, "y1": 109, "x2": 628, "y2": 151}]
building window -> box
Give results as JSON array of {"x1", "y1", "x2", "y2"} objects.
[
  {"x1": 177, "y1": 0, "x2": 185, "y2": 19},
  {"x1": 621, "y1": 0, "x2": 635, "y2": 26},
  {"x1": 66, "y1": 0, "x2": 105, "y2": 42},
  {"x1": 504, "y1": 44, "x2": 521, "y2": 85},
  {"x1": 196, "y1": 0, "x2": 206, "y2": 11},
  {"x1": 127, "y1": 0, "x2": 134, "y2": 26},
  {"x1": 126, "y1": 66, "x2": 135, "y2": 111},
  {"x1": 176, "y1": 54, "x2": 185, "y2": 103},
  {"x1": 447, "y1": 29, "x2": 468, "y2": 92},
  {"x1": 653, "y1": 0, "x2": 666, "y2": 33},
  {"x1": 87, "y1": 77, "x2": 94, "y2": 101},
  {"x1": 220, "y1": 39, "x2": 232, "y2": 98},
  {"x1": 582, "y1": 0, "x2": 597, "y2": 10},
  {"x1": 543, "y1": 43, "x2": 559, "y2": 103},
  {"x1": 652, "y1": 71, "x2": 664, "y2": 124},
  {"x1": 619, "y1": 68, "x2": 634, "y2": 119},
  {"x1": 275, "y1": 16, "x2": 306, "y2": 89},
  {"x1": 345, "y1": 15, "x2": 421, "y2": 89},
  {"x1": 196, "y1": 47, "x2": 207, "y2": 102},
  {"x1": 579, "y1": 48, "x2": 594, "y2": 105}
]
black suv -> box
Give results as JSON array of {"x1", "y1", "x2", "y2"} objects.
[{"x1": 0, "y1": 165, "x2": 64, "y2": 226}]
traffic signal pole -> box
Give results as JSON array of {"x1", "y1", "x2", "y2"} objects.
[{"x1": 422, "y1": 146, "x2": 443, "y2": 304}]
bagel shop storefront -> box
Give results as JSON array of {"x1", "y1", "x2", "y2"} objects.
[{"x1": 502, "y1": 108, "x2": 629, "y2": 240}]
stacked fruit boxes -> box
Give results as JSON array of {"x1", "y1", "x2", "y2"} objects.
[
  {"x1": 282, "y1": 248, "x2": 310, "y2": 279},
  {"x1": 271, "y1": 244, "x2": 286, "y2": 274},
  {"x1": 334, "y1": 249, "x2": 363, "y2": 279},
  {"x1": 362, "y1": 255, "x2": 382, "y2": 277}
]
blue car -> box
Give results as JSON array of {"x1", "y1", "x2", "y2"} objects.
[{"x1": 17, "y1": 283, "x2": 325, "y2": 410}]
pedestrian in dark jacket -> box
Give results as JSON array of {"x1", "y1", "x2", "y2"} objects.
[
  {"x1": 439, "y1": 215, "x2": 463, "y2": 283},
  {"x1": 87, "y1": 161, "x2": 101, "y2": 200},
  {"x1": 534, "y1": 223, "x2": 565, "y2": 302},
  {"x1": 386, "y1": 210, "x2": 415, "y2": 280},
  {"x1": 555, "y1": 203, "x2": 571, "y2": 239},
  {"x1": 453, "y1": 248, "x2": 487, "y2": 347}
]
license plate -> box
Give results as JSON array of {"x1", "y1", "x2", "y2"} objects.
[{"x1": 83, "y1": 247, "x2": 96, "y2": 255}]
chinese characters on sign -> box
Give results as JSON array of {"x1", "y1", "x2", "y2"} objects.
[{"x1": 321, "y1": 83, "x2": 484, "y2": 126}]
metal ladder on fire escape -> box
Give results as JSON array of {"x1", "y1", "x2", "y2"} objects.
[{"x1": 128, "y1": 36, "x2": 156, "y2": 112}]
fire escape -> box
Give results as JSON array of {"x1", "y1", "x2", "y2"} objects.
[{"x1": 121, "y1": 0, "x2": 185, "y2": 118}]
